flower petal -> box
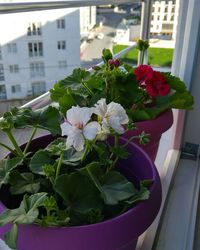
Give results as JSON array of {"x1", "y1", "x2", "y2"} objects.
[
  {"x1": 60, "y1": 122, "x2": 73, "y2": 136},
  {"x1": 83, "y1": 121, "x2": 101, "y2": 140},
  {"x1": 107, "y1": 102, "x2": 129, "y2": 124},
  {"x1": 73, "y1": 133, "x2": 85, "y2": 151},
  {"x1": 67, "y1": 106, "x2": 92, "y2": 126},
  {"x1": 93, "y1": 98, "x2": 107, "y2": 117},
  {"x1": 108, "y1": 116, "x2": 125, "y2": 134}
]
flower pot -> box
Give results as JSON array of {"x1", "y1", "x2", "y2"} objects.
[
  {"x1": 123, "y1": 109, "x2": 173, "y2": 161},
  {"x1": 0, "y1": 135, "x2": 162, "y2": 250}
]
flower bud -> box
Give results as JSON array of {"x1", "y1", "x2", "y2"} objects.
[
  {"x1": 114, "y1": 59, "x2": 120, "y2": 67},
  {"x1": 108, "y1": 59, "x2": 114, "y2": 65}
]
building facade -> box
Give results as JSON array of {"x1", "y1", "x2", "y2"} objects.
[
  {"x1": 0, "y1": 7, "x2": 81, "y2": 100},
  {"x1": 80, "y1": 6, "x2": 97, "y2": 38},
  {"x1": 150, "y1": 0, "x2": 179, "y2": 40}
]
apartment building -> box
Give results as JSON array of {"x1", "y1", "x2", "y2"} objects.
[
  {"x1": 0, "y1": 2, "x2": 96, "y2": 101},
  {"x1": 80, "y1": 6, "x2": 97, "y2": 38},
  {"x1": 151, "y1": 0, "x2": 179, "y2": 40}
]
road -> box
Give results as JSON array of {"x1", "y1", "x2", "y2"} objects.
[{"x1": 81, "y1": 11, "x2": 127, "y2": 69}]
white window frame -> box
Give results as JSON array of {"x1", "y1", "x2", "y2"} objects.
[
  {"x1": 0, "y1": 64, "x2": 4, "y2": 81},
  {"x1": 58, "y1": 60, "x2": 67, "y2": 68},
  {"x1": 57, "y1": 41, "x2": 66, "y2": 50},
  {"x1": 9, "y1": 64, "x2": 19, "y2": 73},
  {"x1": 30, "y1": 62, "x2": 45, "y2": 78},
  {"x1": 7, "y1": 43, "x2": 17, "y2": 53},
  {"x1": 28, "y1": 42, "x2": 43, "y2": 57},
  {"x1": 57, "y1": 19, "x2": 65, "y2": 29},
  {"x1": 32, "y1": 81, "x2": 46, "y2": 96},
  {"x1": 11, "y1": 84, "x2": 21, "y2": 93}
]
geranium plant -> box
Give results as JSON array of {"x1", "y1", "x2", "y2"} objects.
[
  {"x1": 50, "y1": 48, "x2": 193, "y2": 121},
  {"x1": 0, "y1": 100, "x2": 150, "y2": 249}
]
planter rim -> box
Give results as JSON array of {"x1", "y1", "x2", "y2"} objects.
[{"x1": 135, "y1": 109, "x2": 173, "y2": 132}]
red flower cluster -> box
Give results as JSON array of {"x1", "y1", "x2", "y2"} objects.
[{"x1": 134, "y1": 65, "x2": 171, "y2": 97}]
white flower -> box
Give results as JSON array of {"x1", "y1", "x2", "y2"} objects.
[
  {"x1": 94, "y1": 99, "x2": 129, "y2": 134},
  {"x1": 61, "y1": 106, "x2": 100, "y2": 151}
]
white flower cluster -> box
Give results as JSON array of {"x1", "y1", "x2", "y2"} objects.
[{"x1": 60, "y1": 99, "x2": 129, "y2": 151}]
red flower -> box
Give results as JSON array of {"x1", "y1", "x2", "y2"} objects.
[
  {"x1": 135, "y1": 65, "x2": 154, "y2": 82},
  {"x1": 157, "y1": 83, "x2": 171, "y2": 96},
  {"x1": 146, "y1": 83, "x2": 159, "y2": 97},
  {"x1": 153, "y1": 71, "x2": 166, "y2": 84}
]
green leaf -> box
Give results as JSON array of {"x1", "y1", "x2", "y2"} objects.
[
  {"x1": 59, "y1": 68, "x2": 90, "y2": 87},
  {"x1": 102, "y1": 171, "x2": 137, "y2": 205},
  {"x1": 45, "y1": 138, "x2": 66, "y2": 155},
  {"x1": 102, "y1": 48, "x2": 113, "y2": 63},
  {"x1": 140, "y1": 179, "x2": 153, "y2": 188},
  {"x1": 26, "y1": 192, "x2": 48, "y2": 210},
  {"x1": 163, "y1": 73, "x2": 187, "y2": 92},
  {"x1": 0, "y1": 192, "x2": 47, "y2": 250},
  {"x1": 125, "y1": 186, "x2": 150, "y2": 205},
  {"x1": 9, "y1": 171, "x2": 40, "y2": 195},
  {"x1": 0, "y1": 208, "x2": 24, "y2": 227},
  {"x1": 0, "y1": 118, "x2": 13, "y2": 132},
  {"x1": 50, "y1": 86, "x2": 87, "y2": 115},
  {"x1": 54, "y1": 172, "x2": 102, "y2": 213},
  {"x1": 169, "y1": 91, "x2": 194, "y2": 110},
  {"x1": 4, "y1": 223, "x2": 18, "y2": 250},
  {"x1": 34, "y1": 106, "x2": 62, "y2": 135},
  {"x1": 0, "y1": 157, "x2": 23, "y2": 188},
  {"x1": 62, "y1": 147, "x2": 86, "y2": 166},
  {"x1": 2, "y1": 106, "x2": 62, "y2": 135},
  {"x1": 29, "y1": 150, "x2": 54, "y2": 175}
]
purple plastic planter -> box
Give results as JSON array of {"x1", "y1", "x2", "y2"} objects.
[
  {"x1": 123, "y1": 109, "x2": 174, "y2": 162},
  {"x1": 0, "y1": 135, "x2": 162, "y2": 250}
]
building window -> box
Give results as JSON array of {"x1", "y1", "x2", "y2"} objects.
[
  {"x1": 58, "y1": 60, "x2": 67, "y2": 68},
  {"x1": 11, "y1": 84, "x2": 21, "y2": 93},
  {"x1": 171, "y1": 15, "x2": 174, "y2": 21},
  {"x1": 164, "y1": 15, "x2": 167, "y2": 21},
  {"x1": 0, "y1": 64, "x2": 5, "y2": 81},
  {"x1": 0, "y1": 85, "x2": 6, "y2": 99},
  {"x1": 162, "y1": 23, "x2": 174, "y2": 30},
  {"x1": 28, "y1": 42, "x2": 43, "y2": 57},
  {"x1": 27, "y1": 22, "x2": 42, "y2": 36},
  {"x1": 32, "y1": 81, "x2": 46, "y2": 96},
  {"x1": 157, "y1": 15, "x2": 160, "y2": 21},
  {"x1": 165, "y1": 6, "x2": 168, "y2": 12},
  {"x1": 57, "y1": 19, "x2": 65, "y2": 29},
  {"x1": 7, "y1": 43, "x2": 17, "y2": 53},
  {"x1": 172, "y1": 6, "x2": 175, "y2": 12},
  {"x1": 9, "y1": 64, "x2": 19, "y2": 73},
  {"x1": 30, "y1": 62, "x2": 45, "y2": 77},
  {"x1": 57, "y1": 41, "x2": 66, "y2": 50}
]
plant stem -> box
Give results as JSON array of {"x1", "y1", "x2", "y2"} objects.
[
  {"x1": 23, "y1": 127, "x2": 37, "y2": 154},
  {"x1": 0, "y1": 142, "x2": 17, "y2": 156},
  {"x1": 122, "y1": 135, "x2": 140, "y2": 148},
  {"x1": 81, "y1": 81, "x2": 94, "y2": 96},
  {"x1": 6, "y1": 130, "x2": 24, "y2": 157},
  {"x1": 141, "y1": 49, "x2": 145, "y2": 65},
  {"x1": 56, "y1": 152, "x2": 64, "y2": 179}
]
